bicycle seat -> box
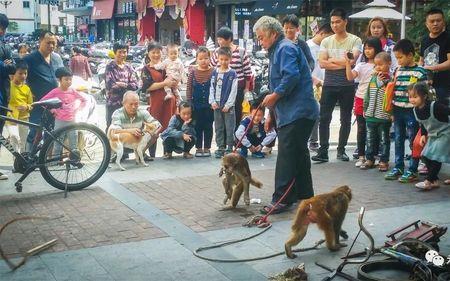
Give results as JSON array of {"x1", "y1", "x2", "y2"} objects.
[{"x1": 33, "y1": 98, "x2": 62, "y2": 109}]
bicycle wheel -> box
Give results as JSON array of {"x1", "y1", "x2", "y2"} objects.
[{"x1": 39, "y1": 123, "x2": 111, "y2": 191}]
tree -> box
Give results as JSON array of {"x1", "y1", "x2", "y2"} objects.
[{"x1": 406, "y1": 0, "x2": 450, "y2": 44}]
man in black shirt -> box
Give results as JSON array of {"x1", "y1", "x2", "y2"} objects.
[{"x1": 420, "y1": 8, "x2": 450, "y2": 104}]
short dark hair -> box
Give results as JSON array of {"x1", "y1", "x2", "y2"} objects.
[
  {"x1": 217, "y1": 47, "x2": 232, "y2": 58},
  {"x1": 55, "y1": 67, "x2": 73, "y2": 79},
  {"x1": 196, "y1": 46, "x2": 210, "y2": 57},
  {"x1": 39, "y1": 30, "x2": 55, "y2": 41},
  {"x1": 0, "y1": 13, "x2": 8, "y2": 29},
  {"x1": 318, "y1": 22, "x2": 333, "y2": 34},
  {"x1": 407, "y1": 82, "x2": 431, "y2": 101},
  {"x1": 330, "y1": 8, "x2": 347, "y2": 20},
  {"x1": 147, "y1": 41, "x2": 163, "y2": 52},
  {"x1": 393, "y1": 39, "x2": 415, "y2": 55},
  {"x1": 17, "y1": 43, "x2": 30, "y2": 53},
  {"x1": 282, "y1": 14, "x2": 299, "y2": 28},
  {"x1": 178, "y1": 101, "x2": 192, "y2": 111},
  {"x1": 216, "y1": 27, "x2": 233, "y2": 41},
  {"x1": 250, "y1": 103, "x2": 265, "y2": 112},
  {"x1": 72, "y1": 46, "x2": 81, "y2": 54},
  {"x1": 12, "y1": 59, "x2": 28, "y2": 74},
  {"x1": 362, "y1": 37, "x2": 383, "y2": 62},
  {"x1": 167, "y1": 43, "x2": 179, "y2": 51},
  {"x1": 113, "y1": 42, "x2": 128, "y2": 53},
  {"x1": 426, "y1": 8, "x2": 445, "y2": 19}
]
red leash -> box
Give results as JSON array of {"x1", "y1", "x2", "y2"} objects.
[{"x1": 233, "y1": 103, "x2": 263, "y2": 153}]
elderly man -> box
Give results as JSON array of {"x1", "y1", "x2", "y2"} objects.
[
  {"x1": 255, "y1": 16, "x2": 319, "y2": 214},
  {"x1": 24, "y1": 31, "x2": 64, "y2": 151},
  {"x1": 109, "y1": 91, "x2": 161, "y2": 162}
]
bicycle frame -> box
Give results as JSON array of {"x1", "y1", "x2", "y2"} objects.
[{"x1": 0, "y1": 110, "x2": 79, "y2": 192}]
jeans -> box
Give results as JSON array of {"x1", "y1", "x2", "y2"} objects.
[
  {"x1": 319, "y1": 85, "x2": 355, "y2": 153},
  {"x1": 422, "y1": 156, "x2": 442, "y2": 181},
  {"x1": 52, "y1": 120, "x2": 77, "y2": 157},
  {"x1": 194, "y1": 107, "x2": 214, "y2": 149},
  {"x1": 163, "y1": 137, "x2": 195, "y2": 154},
  {"x1": 393, "y1": 107, "x2": 419, "y2": 172},
  {"x1": 434, "y1": 86, "x2": 449, "y2": 106},
  {"x1": 272, "y1": 118, "x2": 315, "y2": 205},
  {"x1": 26, "y1": 107, "x2": 55, "y2": 151},
  {"x1": 366, "y1": 121, "x2": 391, "y2": 162},
  {"x1": 356, "y1": 115, "x2": 366, "y2": 157},
  {"x1": 214, "y1": 107, "x2": 236, "y2": 150}
]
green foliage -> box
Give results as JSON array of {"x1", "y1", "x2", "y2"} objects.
[
  {"x1": 406, "y1": 0, "x2": 450, "y2": 44},
  {"x1": 7, "y1": 21, "x2": 19, "y2": 32}
]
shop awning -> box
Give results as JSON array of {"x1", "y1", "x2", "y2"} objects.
[
  {"x1": 252, "y1": 0, "x2": 302, "y2": 17},
  {"x1": 91, "y1": 0, "x2": 115, "y2": 20},
  {"x1": 62, "y1": 6, "x2": 92, "y2": 16},
  {"x1": 212, "y1": 0, "x2": 255, "y2": 5}
]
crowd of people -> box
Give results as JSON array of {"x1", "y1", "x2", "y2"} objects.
[{"x1": 0, "y1": 9, "x2": 449, "y2": 214}]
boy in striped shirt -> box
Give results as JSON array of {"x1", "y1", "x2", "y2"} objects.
[{"x1": 385, "y1": 39, "x2": 428, "y2": 182}]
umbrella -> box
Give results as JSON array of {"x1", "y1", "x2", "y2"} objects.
[{"x1": 349, "y1": 0, "x2": 410, "y2": 21}]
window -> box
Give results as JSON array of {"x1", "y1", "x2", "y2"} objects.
[{"x1": 23, "y1": 1, "x2": 30, "y2": 8}]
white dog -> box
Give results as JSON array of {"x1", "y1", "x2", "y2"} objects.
[{"x1": 108, "y1": 122, "x2": 160, "y2": 171}]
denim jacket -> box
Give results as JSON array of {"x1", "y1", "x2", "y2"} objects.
[{"x1": 268, "y1": 35, "x2": 319, "y2": 128}]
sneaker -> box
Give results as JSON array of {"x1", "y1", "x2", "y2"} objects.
[
  {"x1": 163, "y1": 152, "x2": 173, "y2": 160},
  {"x1": 183, "y1": 152, "x2": 194, "y2": 159},
  {"x1": 0, "y1": 172, "x2": 8, "y2": 180},
  {"x1": 203, "y1": 149, "x2": 211, "y2": 157},
  {"x1": 355, "y1": 157, "x2": 365, "y2": 167},
  {"x1": 239, "y1": 147, "x2": 248, "y2": 158},
  {"x1": 262, "y1": 147, "x2": 272, "y2": 155},
  {"x1": 398, "y1": 170, "x2": 418, "y2": 183},
  {"x1": 143, "y1": 154, "x2": 154, "y2": 162},
  {"x1": 308, "y1": 142, "x2": 319, "y2": 151},
  {"x1": 378, "y1": 162, "x2": 389, "y2": 172},
  {"x1": 252, "y1": 151, "x2": 265, "y2": 158},
  {"x1": 337, "y1": 151, "x2": 350, "y2": 161},
  {"x1": 415, "y1": 180, "x2": 440, "y2": 191},
  {"x1": 360, "y1": 160, "x2": 375, "y2": 170},
  {"x1": 311, "y1": 151, "x2": 329, "y2": 163},
  {"x1": 215, "y1": 150, "x2": 225, "y2": 158},
  {"x1": 385, "y1": 168, "x2": 404, "y2": 180},
  {"x1": 195, "y1": 149, "x2": 203, "y2": 157}
]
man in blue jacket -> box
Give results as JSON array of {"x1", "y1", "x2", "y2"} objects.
[{"x1": 254, "y1": 16, "x2": 319, "y2": 214}]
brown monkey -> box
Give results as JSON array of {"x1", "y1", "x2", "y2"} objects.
[
  {"x1": 219, "y1": 153, "x2": 262, "y2": 208},
  {"x1": 285, "y1": 185, "x2": 352, "y2": 258}
]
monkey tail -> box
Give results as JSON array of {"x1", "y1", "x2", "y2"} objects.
[{"x1": 250, "y1": 177, "x2": 263, "y2": 188}]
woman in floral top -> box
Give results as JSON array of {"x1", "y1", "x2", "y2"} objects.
[
  {"x1": 105, "y1": 42, "x2": 138, "y2": 131},
  {"x1": 141, "y1": 42, "x2": 178, "y2": 158}
]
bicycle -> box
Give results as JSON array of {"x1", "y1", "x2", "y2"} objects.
[{"x1": 0, "y1": 98, "x2": 111, "y2": 195}]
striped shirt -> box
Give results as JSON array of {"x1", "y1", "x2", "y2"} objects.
[
  {"x1": 210, "y1": 47, "x2": 252, "y2": 85},
  {"x1": 186, "y1": 67, "x2": 213, "y2": 101},
  {"x1": 393, "y1": 65, "x2": 428, "y2": 108},
  {"x1": 364, "y1": 75, "x2": 391, "y2": 122}
]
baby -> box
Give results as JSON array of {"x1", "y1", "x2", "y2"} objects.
[{"x1": 156, "y1": 44, "x2": 186, "y2": 102}]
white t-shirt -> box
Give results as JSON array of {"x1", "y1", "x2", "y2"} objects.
[
  {"x1": 307, "y1": 39, "x2": 324, "y2": 81},
  {"x1": 353, "y1": 62, "x2": 375, "y2": 99}
]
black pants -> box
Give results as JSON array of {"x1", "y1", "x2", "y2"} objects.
[
  {"x1": 272, "y1": 118, "x2": 315, "y2": 205},
  {"x1": 235, "y1": 85, "x2": 245, "y2": 129},
  {"x1": 422, "y1": 156, "x2": 442, "y2": 182},
  {"x1": 319, "y1": 85, "x2": 355, "y2": 153},
  {"x1": 194, "y1": 108, "x2": 214, "y2": 149},
  {"x1": 356, "y1": 115, "x2": 366, "y2": 157},
  {"x1": 105, "y1": 103, "x2": 122, "y2": 133},
  {"x1": 163, "y1": 137, "x2": 195, "y2": 154}
]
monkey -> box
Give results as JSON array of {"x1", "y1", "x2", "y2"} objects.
[
  {"x1": 285, "y1": 185, "x2": 352, "y2": 259},
  {"x1": 219, "y1": 153, "x2": 263, "y2": 208}
]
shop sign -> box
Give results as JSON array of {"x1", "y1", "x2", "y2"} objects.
[{"x1": 235, "y1": 6, "x2": 252, "y2": 17}]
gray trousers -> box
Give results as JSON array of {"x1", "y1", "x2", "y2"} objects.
[
  {"x1": 214, "y1": 107, "x2": 236, "y2": 150},
  {"x1": 53, "y1": 119, "x2": 77, "y2": 156}
]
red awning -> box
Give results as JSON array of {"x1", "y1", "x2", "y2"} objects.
[{"x1": 92, "y1": 0, "x2": 115, "y2": 20}]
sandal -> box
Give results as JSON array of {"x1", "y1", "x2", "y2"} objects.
[
  {"x1": 260, "y1": 203, "x2": 292, "y2": 215},
  {"x1": 444, "y1": 179, "x2": 450, "y2": 185},
  {"x1": 415, "y1": 180, "x2": 440, "y2": 191},
  {"x1": 378, "y1": 162, "x2": 389, "y2": 172},
  {"x1": 183, "y1": 152, "x2": 194, "y2": 159}
]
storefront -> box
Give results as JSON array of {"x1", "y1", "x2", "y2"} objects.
[
  {"x1": 115, "y1": 0, "x2": 138, "y2": 43},
  {"x1": 92, "y1": 0, "x2": 115, "y2": 41}
]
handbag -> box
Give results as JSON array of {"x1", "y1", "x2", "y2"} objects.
[
  {"x1": 383, "y1": 70, "x2": 397, "y2": 113},
  {"x1": 412, "y1": 128, "x2": 424, "y2": 159}
]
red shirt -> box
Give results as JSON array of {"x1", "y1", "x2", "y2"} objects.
[{"x1": 69, "y1": 54, "x2": 92, "y2": 80}]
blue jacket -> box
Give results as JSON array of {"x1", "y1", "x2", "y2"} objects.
[{"x1": 269, "y1": 35, "x2": 319, "y2": 128}]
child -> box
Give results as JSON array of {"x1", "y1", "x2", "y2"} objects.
[
  {"x1": 345, "y1": 37, "x2": 382, "y2": 167},
  {"x1": 408, "y1": 82, "x2": 449, "y2": 190},
  {"x1": 235, "y1": 104, "x2": 277, "y2": 158},
  {"x1": 17, "y1": 44, "x2": 30, "y2": 59},
  {"x1": 186, "y1": 46, "x2": 214, "y2": 157},
  {"x1": 41, "y1": 67, "x2": 86, "y2": 155},
  {"x1": 5, "y1": 60, "x2": 33, "y2": 152},
  {"x1": 158, "y1": 44, "x2": 186, "y2": 102},
  {"x1": 209, "y1": 47, "x2": 238, "y2": 158},
  {"x1": 160, "y1": 101, "x2": 196, "y2": 159},
  {"x1": 385, "y1": 39, "x2": 428, "y2": 183},
  {"x1": 361, "y1": 52, "x2": 392, "y2": 171}
]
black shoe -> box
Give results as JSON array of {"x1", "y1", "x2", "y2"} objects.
[
  {"x1": 144, "y1": 154, "x2": 154, "y2": 161},
  {"x1": 352, "y1": 148, "x2": 359, "y2": 160},
  {"x1": 311, "y1": 151, "x2": 329, "y2": 163},
  {"x1": 337, "y1": 151, "x2": 350, "y2": 161}
]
